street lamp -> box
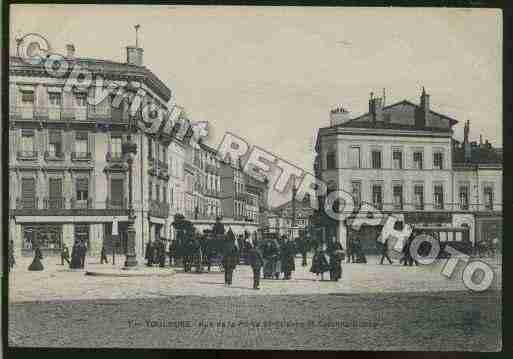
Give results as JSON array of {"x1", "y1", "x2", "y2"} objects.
[{"x1": 122, "y1": 135, "x2": 138, "y2": 268}]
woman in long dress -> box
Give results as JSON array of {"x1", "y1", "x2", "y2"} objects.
[{"x1": 28, "y1": 244, "x2": 44, "y2": 271}]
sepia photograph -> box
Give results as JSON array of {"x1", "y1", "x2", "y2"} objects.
[{"x1": 6, "y1": 4, "x2": 502, "y2": 351}]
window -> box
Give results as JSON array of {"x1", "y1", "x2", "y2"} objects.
[
  {"x1": 21, "y1": 91, "x2": 35, "y2": 104},
  {"x1": 372, "y1": 184, "x2": 383, "y2": 210},
  {"x1": 75, "y1": 132, "x2": 88, "y2": 156},
  {"x1": 371, "y1": 150, "x2": 382, "y2": 169},
  {"x1": 76, "y1": 178, "x2": 89, "y2": 201},
  {"x1": 484, "y1": 186, "x2": 494, "y2": 210},
  {"x1": 433, "y1": 152, "x2": 444, "y2": 170},
  {"x1": 149, "y1": 180, "x2": 153, "y2": 200},
  {"x1": 48, "y1": 178, "x2": 63, "y2": 209},
  {"x1": 392, "y1": 150, "x2": 403, "y2": 169},
  {"x1": 326, "y1": 151, "x2": 336, "y2": 169},
  {"x1": 49, "y1": 93, "x2": 62, "y2": 106},
  {"x1": 434, "y1": 184, "x2": 444, "y2": 210},
  {"x1": 75, "y1": 93, "x2": 87, "y2": 107},
  {"x1": 349, "y1": 146, "x2": 361, "y2": 168},
  {"x1": 351, "y1": 181, "x2": 361, "y2": 206},
  {"x1": 459, "y1": 185, "x2": 469, "y2": 210},
  {"x1": 23, "y1": 224, "x2": 62, "y2": 250},
  {"x1": 163, "y1": 186, "x2": 167, "y2": 203},
  {"x1": 110, "y1": 178, "x2": 124, "y2": 207},
  {"x1": 111, "y1": 135, "x2": 122, "y2": 157},
  {"x1": 156, "y1": 184, "x2": 161, "y2": 202},
  {"x1": 414, "y1": 184, "x2": 424, "y2": 210},
  {"x1": 413, "y1": 151, "x2": 423, "y2": 170},
  {"x1": 48, "y1": 131, "x2": 62, "y2": 157},
  {"x1": 21, "y1": 178, "x2": 36, "y2": 208},
  {"x1": 21, "y1": 129, "x2": 35, "y2": 153},
  {"x1": 393, "y1": 184, "x2": 403, "y2": 210}
]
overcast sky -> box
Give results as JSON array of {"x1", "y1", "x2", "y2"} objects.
[{"x1": 11, "y1": 5, "x2": 502, "y2": 205}]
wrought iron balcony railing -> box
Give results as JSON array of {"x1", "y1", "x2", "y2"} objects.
[
  {"x1": 71, "y1": 198, "x2": 93, "y2": 209},
  {"x1": 16, "y1": 197, "x2": 39, "y2": 209},
  {"x1": 44, "y1": 197, "x2": 65, "y2": 209},
  {"x1": 71, "y1": 152, "x2": 92, "y2": 161},
  {"x1": 106, "y1": 197, "x2": 128, "y2": 209},
  {"x1": 149, "y1": 200, "x2": 170, "y2": 218},
  {"x1": 17, "y1": 151, "x2": 38, "y2": 160},
  {"x1": 44, "y1": 151, "x2": 65, "y2": 161},
  {"x1": 106, "y1": 152, "x2": 124, "y2": 162}
]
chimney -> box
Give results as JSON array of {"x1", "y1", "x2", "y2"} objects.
[
  {"x1": 416, "y1": 87, "x2": 430, "y2": 128},
  {"x1": 369, "y1": 93, "x2": 384, "y2": 123},
  {"x1": 66, "y1": 44, "x2": 75, "y2": 58},
  {"x1": 126, "y1": 46, "x2": 144, "y2": 66},
  {"x1": 329, "y1": 106, "x2": 351, "y2": 126}
]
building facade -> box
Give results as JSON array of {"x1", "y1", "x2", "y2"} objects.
[{"x1": 314, "y1": 89, "x2": 502, "y2": 250}]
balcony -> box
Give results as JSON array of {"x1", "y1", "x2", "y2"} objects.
[
  {"x1": 235, "y1": 192, "x2": 248, "y2": 202},
  {"x1": 149, "y1": 200, "x2": 170, "y2": 218},
  {"x1": 106, "y1": 152, "x2": 124, "y2": 162},
  {"x1": 71, "y1": 152, "x2": 92, "y2": 161},
  {"x1": 16, "y1": 197, "x2": 39, "y2": 209},
  {"x1": 204, "y1": 188, "x2": 221, "y2": 198},
  {"x1": 44, "y1": 151, "x2": 65, "y2": 161},
  {"x1": 17, "y1": 151, "x2": 38, "y2": 160},
  {"x1": 44, "y1": 197, "x2": 65, "y2": 209},
  {"x1": 11, "y1": 106, "x2": 35, "y2": 121},
  {"x1": 71, "y1": 198, "x2": 93, "y2": 209},
  {"x1": 106, "y1": 197, "x2": 128, "y2": 209}
]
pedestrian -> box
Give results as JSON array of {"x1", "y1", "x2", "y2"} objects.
[
  {"x1": 247, "y1": 242, "x2": 264, "y2": 289},
  {"x1": 353, "y1": 238, "x2": 367, "y2": 263},
  {"x1": 145, "y1": 240, "x2": 154, "y2": 267},
  {"x1": 100, "y1": 244, "x2": 108, "y2": 264},
  {"x1": 310, "y1": 245, "x2": 330, "y2": 281},
  {"x1": 70, "y1": 241, "x2": 82, "y2": 269},
  {"x1": 79, "y1": 240, "x2": 87, "y2": 269},
  {"x1": 402, "y1": 234, "x2": 419, "y2": 266},
  {"x1": 329, "y1": 241, "x2": 344, "y2": 281},
  {"x1": 158, "y1": 239, "x2": 167, "y2": 268},
  {"x1": 28, "y1": 243, "x2": 44, "y2": 271},
  {"x1": 280, "y1": 235, "x2": 296, "y2": 280},
  {"x1": 61, "y1": 244, "x2": 71, "y2": 265},
  {"x1": 380, "y1": 237, "x2": 393, "y2": 265},
  {"x1": 8, "y1": 239, "x2": 16, "y2": 272},
  {"x1": 346, "y1": 237, "x2": 355, "y2": 263},
  {"x1": 262, "y1": 239, "x2": 274, "y2": 279},
  {"x1": 169, "y1": 240, "x2": 176, "y2": 267},
  {"x1": 223, "y1": 234, "x2": 239, "y2": 286}
]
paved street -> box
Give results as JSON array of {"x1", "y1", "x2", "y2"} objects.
[
  {"x1": 8, "y1": 255, "x2": 502, "y2": 350},
  {"x1": 8, "y1": 254, "x2": 502, "y2": 302}
]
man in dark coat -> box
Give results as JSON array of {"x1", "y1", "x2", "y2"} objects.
[
  {"x1": 280, "y1": 236, "x2": 296, "y2": 280},
  {"x1": 223, "y1": 240, "x2": 239, "y2": 285},
  {"x1": 247, "y1": 242, "x2": 264, "y2": 289},
  {"x1": 169, "y1": 240, "x2": 177, "y2": 267},
  {"x1": 145, "y1": 240, "x2": 154, "y2": 267},
  {"x1": 328, "y1": 241, "x2": 344, "y2": 281},
  {"x1": 100, "y1": 244, "x2": 108, "y2": 264},
  {"x1": 157, "y1": 239, "x2": 167, "y2": 267},
  {"x1": 61, "y1": 244, "x2": 71, "y2": 266},
  {"x1": 380, "y1": 237, "x2": 393, "y2": 265},
  {"x1": 310, "y1": 244, "x2": 330, "y2": 280},
  {"x1": 346, "y1": 237, "x2": 355, "y2": 263}
]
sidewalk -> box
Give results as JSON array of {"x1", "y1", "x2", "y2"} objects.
[{"x1": 8, "y1": 254, "x2": 502, "y2": 303}]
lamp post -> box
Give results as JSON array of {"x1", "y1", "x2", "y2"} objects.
[{"x1": 123, "y1": 133, "x2": 138, "y2": 268}]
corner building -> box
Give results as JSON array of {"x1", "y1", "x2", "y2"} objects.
[{"x1": 314, "y1": 89, "x2": 502, "y2": 252}]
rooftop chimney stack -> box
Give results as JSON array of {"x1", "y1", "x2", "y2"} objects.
[
  {"x1": 66, "y1": 44, "x2": 75, "y2": 58},
  {"x1": 126, "y1": 24, "x2": 144, "y2": 66},
  {"x1": 329, "y1": 106, "x2": 351, "y2": 126},
  {"x1": 416, "y1": 87, "x2": 430, "y2": 128},
  {"x1": 369, "y1": 92, "x2": 384, "y2": 124}
]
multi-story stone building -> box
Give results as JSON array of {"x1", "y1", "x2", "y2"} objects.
[
  {"x1": 8, "y1": 41, "x2": 187, "y2": 259},
  {"x1": 314, "y1": 89, "x2": 502, "y2": 250}
]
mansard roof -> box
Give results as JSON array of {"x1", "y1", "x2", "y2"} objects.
[
  {"x1": 9, "y1": 55, "x2": 172, "y2": 102},
  {"x1": 338, "y1": 100, "x2": 458, "y2": 131}
]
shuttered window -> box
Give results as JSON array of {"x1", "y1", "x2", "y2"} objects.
[
  {"x1": 21, "y1": 178, "x2": 36, "y2": 208},
  {"x1": 49, "y1": 178, "x2": 62, "y2": 198},
  {"x1": 48, "y1": 131, "x2": 62, "y2": 156},
  {"x1": 111, "y1": 179, "x2": 124, "y2": 206},
  {"x1": 76, "y1": 178, "x2": 89, "y2": 201}
]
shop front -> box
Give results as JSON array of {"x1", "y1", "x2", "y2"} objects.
[{"x1": 21, "y1": 223, "x2": 63, "y2": 256}]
